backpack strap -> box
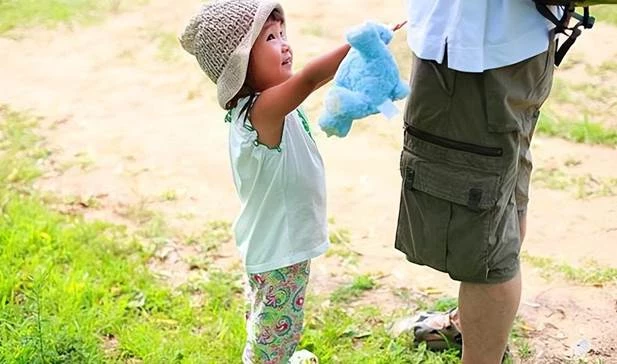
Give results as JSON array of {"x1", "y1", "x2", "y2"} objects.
[
  {"x1": 535, "y1": 2, "x2": 571, "y2": 33},
  {"x1": 534, "y1": 2, "x2": 595, "y2": 66}
]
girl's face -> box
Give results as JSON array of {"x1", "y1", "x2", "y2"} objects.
[{"x1": 246, "y1": 19, "x2": 292, "y2": 91}]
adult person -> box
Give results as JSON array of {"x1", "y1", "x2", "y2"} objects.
[{"x1": 395, "y1": 1, "x2": 557, "y2": 363}]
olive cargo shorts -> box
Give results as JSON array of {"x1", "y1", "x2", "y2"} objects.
[{"x1": 395, "y1": 39, "x2": 555, "y2": 284}]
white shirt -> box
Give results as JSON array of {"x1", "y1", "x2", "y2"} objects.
[
  {"x1": 228, "y1": 97, "x2": 329, "y2": 273},
  {"x1": 406, "y1": 0, "x2": 555, "y2": 72}
]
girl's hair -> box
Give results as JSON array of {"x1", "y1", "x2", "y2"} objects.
[{"x1": 225, "y1": 9, "x2": 285, "y2": 110}]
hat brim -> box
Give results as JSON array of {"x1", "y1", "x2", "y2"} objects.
[{"x1": 216, "y1": 1, "x2": 284, "y2": 108}]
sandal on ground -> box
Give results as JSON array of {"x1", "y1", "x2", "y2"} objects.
[
  {"x1": 391, "y1": 307, "x2": 511, "y2": 362},
  {"x1": 409, "y1": 307, "x2": 462, "y2": 351},
  {"x1": 390, "y1": 307, "x2": 462, "y2": 351}
]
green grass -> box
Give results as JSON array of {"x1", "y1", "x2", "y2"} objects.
[
  {"x1": 537, "y1": 112, "x2": 617, "y2": 146},
  {"x1": 592, "y1": 5, "x2": 617, "y2": 26},
  {"x1": 330, "y1": 274, "x2": 377, "y2": 304},
  {"x1": 547, "y1": 78, "x2": 574, "y2": 103},
  {"x1": 510, "y1": 318, "x2": 535, "y2": 361},
  {"x1": 522, "y1": 252, "x2": 617, "y2": 285},
  {"x1": 586, "y1": 60, "x2": 617, "y2": 77},
  {"x1": 0, "y1": 107, "x2": 47, "y2": 185},
  {"x1": 302, "y1": 305, "x2": 461, "y2": 363},
  {"x1": 532, "y1": 168, "x2": 572, "y2": 190},
  {"x1": 431, "y1": 297, "x2": 458, "y2": 312},
  {"x1": 567, "y1": 82, "x2": 615, "y2": 104},
  {"x1": 0, "y1": 0, "x2": 147, "y2": 35},
  {"x1": 540, "y1": 72, "x2": 617, "y2": 146},
  {"x1": 159, "y1": 189, "x2": 178, "y2": 202},
  {"x1": 0, "y1": 107, "x2": 248, "y2": 362},
  {"x1": 329, "y1": 227, "x2": 351, "y2": 245},
  {"x1": 185, "y1": 220, "x2": 232, "y2": 252},
  {"x1": 532, "y1": 167, "x2": 617, "y2": 199},
  {"x1": 114, "y1": 197, "x2": 177, "y2": 246},
  {"x1": 326, "y1": 226, "x2": 361, "y2": 264},
  {"x1": 0, "y1": 196, "x2": 243, "y2": 362},
  {"x1": 558, "y1": 52, "x2": 585, "y2": 71}
]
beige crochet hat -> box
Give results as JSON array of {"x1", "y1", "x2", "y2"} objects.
[{"x1": 179, "y1": 0, "x2": 284, "y2": 109}]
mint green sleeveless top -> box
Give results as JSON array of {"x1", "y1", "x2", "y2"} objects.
[{"x1": 227, "y1": 96, "x2": 329, "y2": 273}]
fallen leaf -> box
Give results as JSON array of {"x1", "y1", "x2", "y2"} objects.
[{"x1": 420, "y1": 287, "x2": 443, "y2": 295}]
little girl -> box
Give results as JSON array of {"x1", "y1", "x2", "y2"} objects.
[{"x1": 179, "y1": 1, "x2": 353, "y2": 362}]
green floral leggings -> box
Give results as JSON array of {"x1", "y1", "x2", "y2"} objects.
[{"x1": 243, "y1": 260, "x2": 310, "y2": 364}]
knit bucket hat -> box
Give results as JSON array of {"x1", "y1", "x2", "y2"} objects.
[{"x1": 179, "y1": 0, "x2": 284, "y2": 109}]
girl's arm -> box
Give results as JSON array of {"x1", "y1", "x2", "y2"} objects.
[
  {"x1": 249, "y1": 44, "x2": 351, "y2": 148},
  {"x1": 313, "y1": 76, "x2": 334, "y2": 92}
]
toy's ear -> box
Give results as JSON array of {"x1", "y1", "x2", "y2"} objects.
[
  {"x1": 375, "y1": 23, "x2": 394, "y2": 45},
  {"x1": 346, "y1": 22, "x2": 380, "y2": 51}
]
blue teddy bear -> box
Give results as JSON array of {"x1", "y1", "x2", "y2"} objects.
[{"x1": 319, "y1": 21, "x2": 410, "y2": 137}]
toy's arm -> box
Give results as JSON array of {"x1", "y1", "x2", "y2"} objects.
[
  {"x1": 250, "y1": 44, "x2": 351, "y2": 148},
  {"x1": 346, "y1": 24, "x2": 379, "y2": 53}
]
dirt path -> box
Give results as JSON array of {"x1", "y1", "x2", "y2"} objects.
[{"x1": 1, "y1": 0, "x2": 616, "y2": 362}]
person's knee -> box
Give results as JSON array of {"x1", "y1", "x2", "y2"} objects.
[{"x1": 461, "y1": 271, "x2": 521, "y2": 300}]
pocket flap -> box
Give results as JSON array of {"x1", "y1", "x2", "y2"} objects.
[{"x1": 402, "y1": 150, "x2": 500, "y2": 211}]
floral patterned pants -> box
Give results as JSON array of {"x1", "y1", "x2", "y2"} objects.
[{"x1": 243, "y1": 260, "x2": 311, "y2": 364}]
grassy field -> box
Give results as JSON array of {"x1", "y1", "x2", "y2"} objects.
[{"x1": 1, "y1": 108, "x2": 242, "y2": 362}]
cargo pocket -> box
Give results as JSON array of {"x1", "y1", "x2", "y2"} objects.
[{"x1": 395, "y1": 130, "x2": 504, "y2": 281}]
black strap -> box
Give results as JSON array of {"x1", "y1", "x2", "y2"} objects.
[
  {"x1": 572, "y1": 6, "x2": 595, "y2": 29},
  {"x1": 554, "y1": 25, "x2": 581, "y2": 66},
  {"x1": 535, "y1": 3, "x2": 595, "y2": 66},
  {"x1": 239, "y1": 93, "x2": 257, "y2": 124},
  {"x1": 535, "y1": 3, "x2": 570, "y2": 33}
]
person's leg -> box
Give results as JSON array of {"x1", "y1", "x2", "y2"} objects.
[
  {"x1": 243, "y1": 261, "x2": 310, "y2": 364},
  {"x1": 455, "y1": 98, "x2": 536, "y2": 364},
  {"x1": 455, "y1": 38, "x2": 550, "y2": 361},
  {"x1": 458, "y1": 272, "x2": 521, "y2": 364}
]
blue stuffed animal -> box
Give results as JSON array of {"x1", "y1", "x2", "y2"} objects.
[{"x1": 319, "y1": 21, "x2": 410, "y2": 137}]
